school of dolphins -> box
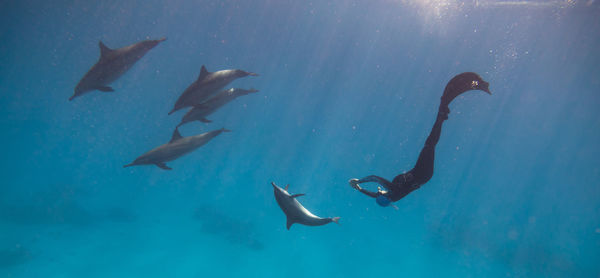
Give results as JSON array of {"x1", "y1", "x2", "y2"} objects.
[{"x1": 71, "y1": 37, "x2": 490, "y2": 230}]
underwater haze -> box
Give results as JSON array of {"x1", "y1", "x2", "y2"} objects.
[{"x1": 1, "y1": 0, "x2": 600, "y2": 277}]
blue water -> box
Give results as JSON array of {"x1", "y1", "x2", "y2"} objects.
[{"x1": 1, "y1": 0, "x2": 599, "y2": 277}]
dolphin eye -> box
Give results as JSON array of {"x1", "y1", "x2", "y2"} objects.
[{"x1": 471, "y1": 80, "x2": 479, "y2": 88}]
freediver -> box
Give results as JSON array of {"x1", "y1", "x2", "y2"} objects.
[{"x1": 349, "y1": 72, "x2": 491, "y2": 209}]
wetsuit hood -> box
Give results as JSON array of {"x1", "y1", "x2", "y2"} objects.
[{"x1": 376, "y1": 195, "x2": 392, "y2": 207}]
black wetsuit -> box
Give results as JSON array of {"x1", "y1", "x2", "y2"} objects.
[
  {"x1": 355, "y1": 106, "x2": 446, "y2": 202},
  {"x1": 353, "y1": 72, "x2": 491, "y2": 203}
]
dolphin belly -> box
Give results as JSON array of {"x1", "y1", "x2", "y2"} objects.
[
  {"x1": 272, "y1": 182, "x2": 338, "y2": 230},
  {"x1": 148, "y1": 140, "x2": 209, "y2": 162},
  {"x1": 188, "y1": 84, "x2": 226, "y2": 105},
  {"x1": 290, "y1": 200, "x2": 332, "y2": 227}
]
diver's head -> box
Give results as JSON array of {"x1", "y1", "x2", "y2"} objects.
[
  {"x1": 376, "y1": 194, "x2": 399, "y2": 210},
  {"x1": 376, "y1": 195, "x2": 392, "y2": 207}
]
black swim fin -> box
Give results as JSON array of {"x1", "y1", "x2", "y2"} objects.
[{"x1": 440, "y1": 72, "x2": 491, "y2": 108}]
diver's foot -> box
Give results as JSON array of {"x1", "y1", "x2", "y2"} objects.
[{"x1": 438, "y1": 106, "x2": 450, "y2": 120}]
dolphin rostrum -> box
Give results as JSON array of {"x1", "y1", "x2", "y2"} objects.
[
  {"x1": 177, "y1": 88, "x2": 259, "y2": 127},
  {"x1": 272, "y1": 182, "x2": 340, "y2": 230},
  {"x1": 168, "y1": 66, "x2": 258, "y2": 115},
  {"x1": 123, "y1": 127, "x2": 230, "y2": 170},
  {"x1": 70, "y1": 38, "x2": 166, "y2": 101}
]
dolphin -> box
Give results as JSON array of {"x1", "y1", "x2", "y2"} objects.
[
  {"x1": 271, "y1": 182, "x2": 340, "y2": 230},
  {"x1": 123, "y1": 127, "x2": 230, "y2": 170},
  {"x1": 70, "y1": 38, "x2": 166, "y2": 101},
  {"x1": 168, "y1": 65, "x2": 258, "y2": 115},
  {"x1": 177, "y1": 88, "x2": 259, "y2": 127}
]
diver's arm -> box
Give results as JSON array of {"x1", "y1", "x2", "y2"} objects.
[
  {"x1": 356, "y1": 175, "x2": 394, "y2": 190},
  {"x1": 349, "y1": 178, "x2": 379, "y2": 198},
  {"x1": 357, "y1": 187, "x2": 379, "y2": 198}
]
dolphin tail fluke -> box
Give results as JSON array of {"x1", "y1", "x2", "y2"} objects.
[{"x1": 331, "y1": 217, "x2": 340, "y2": 225}]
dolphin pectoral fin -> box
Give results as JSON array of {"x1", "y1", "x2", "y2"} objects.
[
  {"x1": 98, "y1": 86, "x2": 114, "y2": 92},
  {"x1": 199, "y1": 118, "x2": 212, "y2": 123},
  {"x1": 155, "y1": 162, "x2": 172, "y2": 170},
  {"x1": 291, "y1": 194, "x2": 305, "y2": 198},
  {"x1": 286, "y1": 218, "x2": 294, "y2": 230}
]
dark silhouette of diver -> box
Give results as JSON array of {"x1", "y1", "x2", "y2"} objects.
[{"x1": 349, "y1": 72, "x2": 491, "y2": 209}]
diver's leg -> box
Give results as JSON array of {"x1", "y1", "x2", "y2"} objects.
[{"x1": 409, "y1": 108, "x2": 447, "y2": 184}]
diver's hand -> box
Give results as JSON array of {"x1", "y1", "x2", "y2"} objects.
[{"x1": 349, "y1": 179, "x2": 361, "y2": 190}]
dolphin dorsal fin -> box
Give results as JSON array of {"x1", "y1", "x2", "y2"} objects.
[
  {"x1": 284, "y1": 184, "x2": 289, "y2": 191},
  {"x1": 286, "y1": 218, "x2": 294, "y2": 230},
  {"x1": 291, "y1": 193, "x2": 305, "y2": 198},
  {"x1": 170, "y1": 128, "x2": 183, "y2": 143},
  {"x1": 198, "y1": 65, "x2": 210, "y2": 80},
  {"x1": 99, "y1": 41, "x2": 112, "y2": 58}
]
